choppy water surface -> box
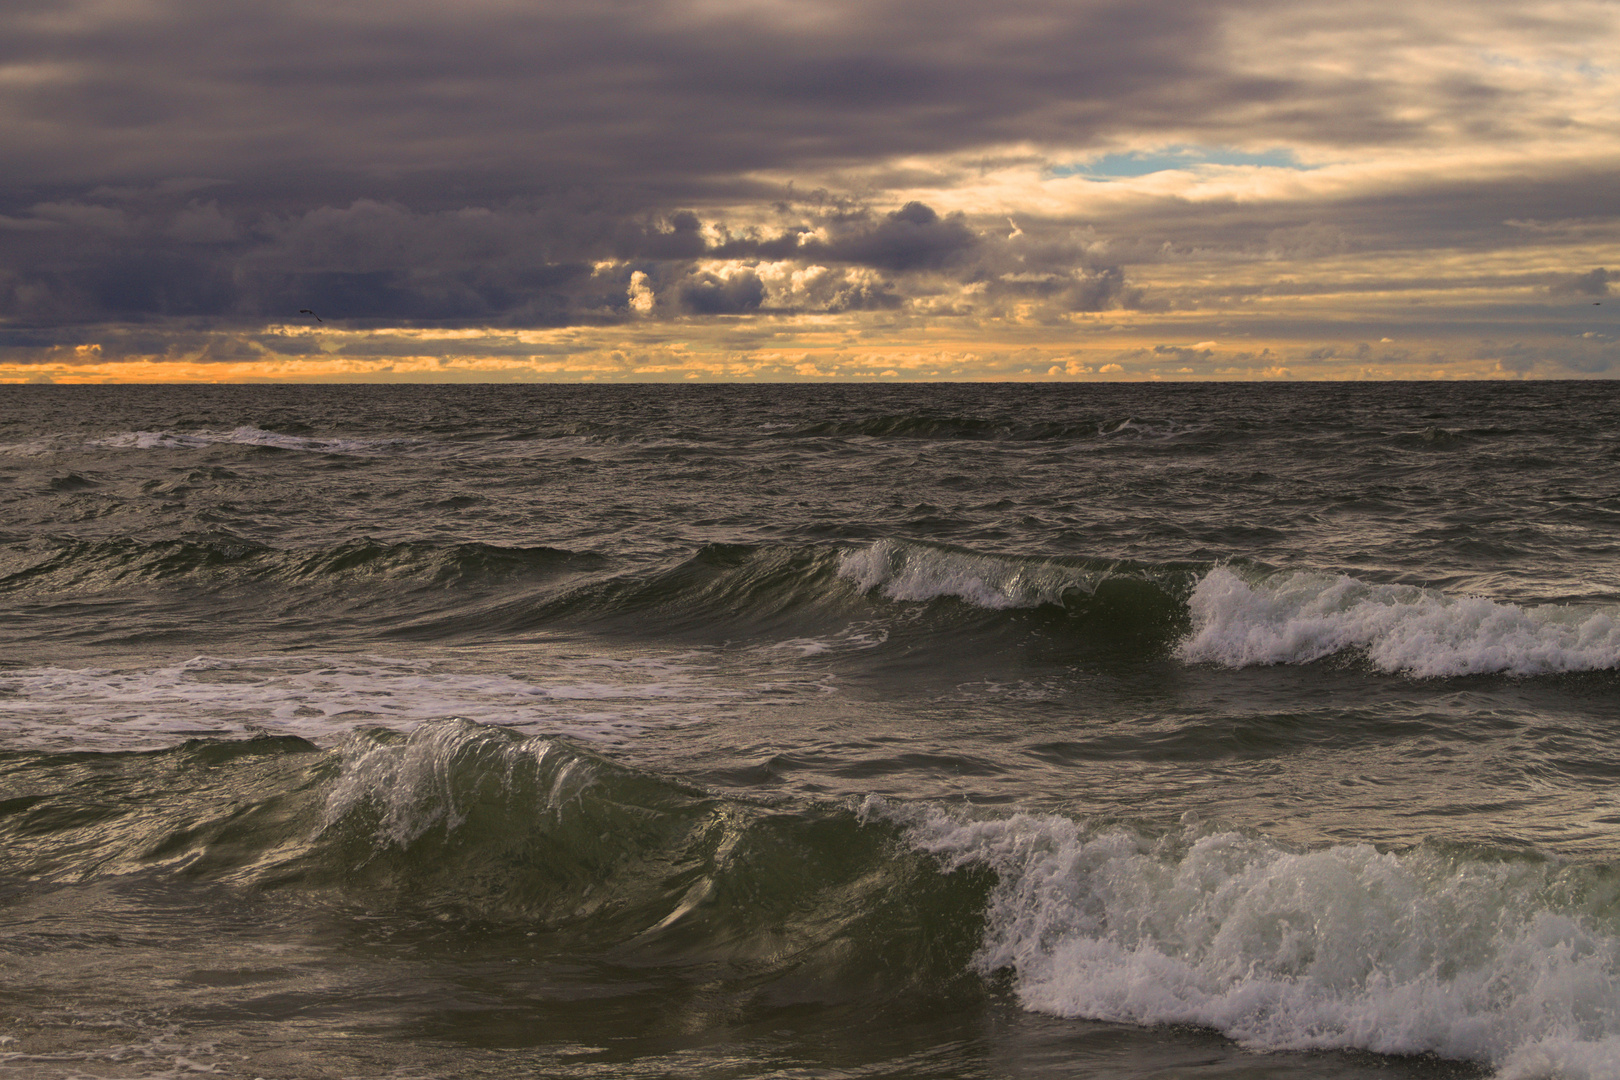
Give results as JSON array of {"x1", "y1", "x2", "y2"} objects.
[{"x1": 2, "y1": 382, "x2": 1618, "y2": 1079}]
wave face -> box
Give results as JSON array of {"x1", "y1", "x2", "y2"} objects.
[
  {"x1": 305, "y1": 722, "x2": 993, "y2": 984},
  {"x1": 0, "y1": 722, "x2": 993, "y2": 999},
  {"x1": 873, "y1": 799, "x2": 1620, "y2": 1079},
  {"x1": 1179, "y1": 566, "x2": 1620, "y2": 677}
]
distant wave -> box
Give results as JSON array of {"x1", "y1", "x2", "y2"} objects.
[
  {"x1": 0, "y1": 426, "x2": 422, "y2": 458},
  {"x1": 1178, "y1": 566, "x2": 1620, "y2": 677},
  {"x1": 872, "y1": 797, "x2": 1620, "y2": 1079},
  {"x1": 0, "y1": 534, "x2": 605, "y2": 595},
  {"x1": 784, "y1": 413, "x2": 1194, "y2": 441}
]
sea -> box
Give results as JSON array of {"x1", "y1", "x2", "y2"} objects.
[{"x1": 2, "y1": 381, "x2": 1619, "y2": 1080}]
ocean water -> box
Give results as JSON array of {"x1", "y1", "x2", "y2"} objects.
[{"x1": 2, "y1": 381, "x2": 1619, "y2": 1080}]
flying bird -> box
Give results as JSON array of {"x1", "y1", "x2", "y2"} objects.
[{"x1": 300, "y1": 309, "x2": 323, "y2": 322}]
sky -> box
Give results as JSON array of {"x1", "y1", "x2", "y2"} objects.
[{"x1": 0, "y1": 0, "x2": 1616, "y2": 383}]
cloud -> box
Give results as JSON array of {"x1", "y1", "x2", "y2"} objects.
[
  {"x1": 628, "y1": 271, "x2": 656, "y2": 315},
  {"x1": 0, "y1": 0, "x2": 1614, "y2": 377},
  {"x1": 817, "y1": 202, "x2": 979, "y2": 271},
  {"x1": 1550, "y1": 267, "x2": 1611, "y2": 297},
  {"x1": 678, "y1": 267, "x2": 765, "y2": 314},
  {"x1": 1480, "y1": 335, "x2": 1620, "y2": 376}
]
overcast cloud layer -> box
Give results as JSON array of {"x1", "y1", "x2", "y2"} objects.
[{"x1": 1, "y1": 0, "x2": 1616, "y2": 381}]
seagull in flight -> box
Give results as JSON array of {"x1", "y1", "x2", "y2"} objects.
[{"x1": 300, "y1": 309, "x2": 323, "y2": 322}]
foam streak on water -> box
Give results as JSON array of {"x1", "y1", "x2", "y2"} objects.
[{"x1": 0, "y1": 654, "x2": 733, "y2": 750}]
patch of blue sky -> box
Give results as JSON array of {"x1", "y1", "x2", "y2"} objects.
[{"x1": 1051, "y1": 146, "x2": 1315, "y2": 180}]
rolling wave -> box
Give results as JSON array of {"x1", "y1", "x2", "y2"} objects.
[
  {"x1": 0, "y1": 722, "x2": 992, "y2": 998},
  {"x1": 0, "y1": 425, "x2": 425, "y2": 458},
  {"x1": 0, "y1": 653, "x2": 723, "y2": 751},
  {"x1": 6, "y1": 531, "x2": 1616, "y2": 676},
  {"x1": 8, "y1": 718, "x2": 1620, "y2": 1074}
]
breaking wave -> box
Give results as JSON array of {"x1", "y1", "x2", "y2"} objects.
[
  {"x1": 6, "y1": 532, "x2": 1617, "y2": 677},
  {"x1": 93, "y1": 426, "x2": 416, "y2": 457},
  {"x1": 872, "y1": 798, "x2": 1620, "y2": 1079}
]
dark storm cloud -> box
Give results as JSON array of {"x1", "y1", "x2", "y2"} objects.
[
  {"x1": 678, "y1": 269, "x2": 765, "y2": 314},
  {"x1": 818, "y1": 203, "x2": 979, "y2": 272},
  {"x1": 706, "y1": 201, "x2": 979, "y2": 271},
  {"x1": 0, "y1": 0, "x2": 1257, "y2": 191},
  {"x1": 0, "y1": 185, "x2": 1128, "y2": 329}
]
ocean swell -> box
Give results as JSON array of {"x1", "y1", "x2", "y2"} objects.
[{"x1": 0, "y1": 535, "x2": 605, "y2": 596}]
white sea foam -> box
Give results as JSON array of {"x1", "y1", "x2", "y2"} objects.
[
  {"x1": 0, "y1": 653, "x2": 745, "y2": 751},
  {"x1": 762, "y1": 621, "x2": 890, "y2": 659},
  {"x1": 838, "y1": 539, "x2": 1087, "y2": 609},
  {"x1": 866, "y1": 799, "x2": 1620, "y2": 1078},
  {"x1": 0, "y1": 437, "x2": 67, "y2": 457},
  {"x1": 1096, "y1": 416, "x2": 1194, "y2": 440},
  {"x1": 1178, "y1": 567, "x2": 1620, "y2": 677}
]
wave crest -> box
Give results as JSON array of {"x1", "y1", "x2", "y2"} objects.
[{"x1": 838, "y1": 539, "x2": 1093, "y2": 609}]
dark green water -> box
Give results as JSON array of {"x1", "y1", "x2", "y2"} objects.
[{"x1": 2, "y1": 383, "x2": 1618, "y2": 1079}]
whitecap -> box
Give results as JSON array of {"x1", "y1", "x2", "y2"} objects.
[{"x1": 1177, "y1": 566, "x2": 1620, "y2": 677}]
